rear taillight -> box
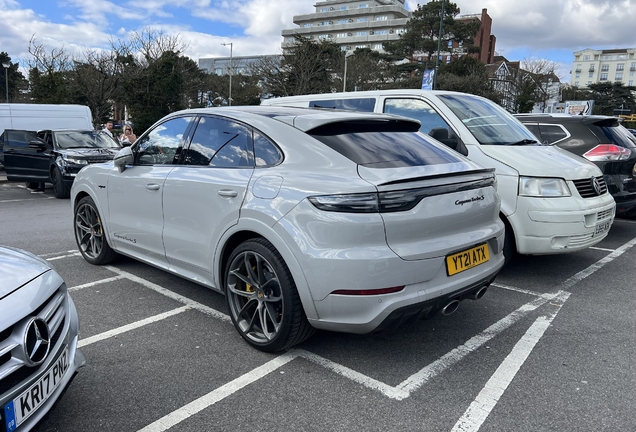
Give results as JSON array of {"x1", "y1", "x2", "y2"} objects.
[{"x1": 583, "y1": 144, "x2": 632, "y2": 161}]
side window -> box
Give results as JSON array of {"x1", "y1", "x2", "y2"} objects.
[
  {"x1": 309, "y1": 98, "x2": 375, "y2": 112},
  {"x1": 383, "y1": 98, "x2": 453, "y2": 135},
  {"x1": 538, "y1": 124, "x2": 568, "y2": 144},
  {"x1": 184, "y1": 116, "x2": 253, "y2": 168},
  {"x1": 136, "y1": 116, "x2": 194, "y2": 165},
  {"x1": 523, "y1": 123, "x2": 542, "y2": 141},
  {"x1": 7, "y1": 130, "x2": 38, "y2": 148},
  {"x1": 254, "y1": 131, "x2": 283, "y2": 167}
]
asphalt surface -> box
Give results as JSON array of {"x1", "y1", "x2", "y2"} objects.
[{"x1": 1, "y1": 175, "x2": 635, "y2": 432}]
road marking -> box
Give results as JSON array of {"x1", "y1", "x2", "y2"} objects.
[
  {"x1": 451, "y1": 291, "x2": 570, "y2": 432},
  {"x1": 68, "y1": 275, "x2": 126, "y2": 291},
  {"x1": 395, "y1": 291, "x2": 562, "y2": 397},
  {"x1": 137, "y1": 353, "x2": 296, "y2": 432},
  {"x1": 491, "y1": 283, "x2": 543, "y2": 297},
  {"x1": 78, "y1": 306, "x2": 190, "y2": 348},
  {"x1": 47, "y1": 252, "x2": 82, "y2": 261},
  {"x1": 589, "y1": 246, "x2": 616, "y2": 252},
  {"x1": 560, "y1": 236, "x2": 636, "y2": 290},
  {"x1": 105, "y1": 266, "x2": 232, "y2": 322}
]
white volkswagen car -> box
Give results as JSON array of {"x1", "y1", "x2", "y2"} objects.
[{"x1": 71, "y1": 106, "x2": 505, "y2": 352}]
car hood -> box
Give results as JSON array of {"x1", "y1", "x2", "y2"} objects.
[
  {"x1": 479, "y1": 145, "x2": 601, "y2": 179},
  {"x1": 60, "y1": 148, "x2": 119, "y2": 159},
  {"x1": 0, "y1": 246, "x2": 52, "y2": 298}
]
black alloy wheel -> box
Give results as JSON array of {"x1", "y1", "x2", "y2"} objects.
[
  {"x1": 52, "y1": 168, "x2": 70, "y2": 199},
  {"x1": 225, "y1": 238, "x2": 315, "y2": 352},
  {"x1": 74, "y1": 196, "x2": 118, "y2": 265}
]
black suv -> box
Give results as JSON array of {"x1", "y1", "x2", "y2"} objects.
[
  {"x1": 2, "y1": 129, "x2": 120, "y2": 198},
  {"x1": 515, "y1": 114, "x2": 636, "y2": 217}
]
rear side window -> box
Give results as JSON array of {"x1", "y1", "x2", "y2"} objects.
[
  {"x1": 538, "y1": 124, "x2": 569, "y2": 144},
  {"x1": 309, "y1": 98, "x2": 375, "y2": 112},
  {"x1": 184, "y1": 116, "x2": 253, "y2": 168},
  {"x1": 308, "y1": 120, "x2": 463, "y2": 168}
]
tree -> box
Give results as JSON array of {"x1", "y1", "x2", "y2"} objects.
[
  {"x1": 436, "y1": 56, "x2": 501, "y2": 103},
  {"x1": 0, "y1": 52, "x2": 28, "y2": 103},
  {"x1": 521, "y1": 58, "x2": 562, "y2": 111},
  {"x1": 252, "y1": 36, "x2": 341, "y2": 97},
  {"x1": 587, "y1": 82, "x2": 636, "y2": 116},
  {"x1": 26, "y1": 37, "x2": 74, "y2": 104}
]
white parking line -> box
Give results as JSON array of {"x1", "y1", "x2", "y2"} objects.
[
  {"x1": 47, "y1": 252, "x2": 82, "y2": 261},
  {"x1": 451, "y1": 291, "x2": 570, "y2": 432},
  {"x1": 589, "y1": 246, "x2": 616, "y2": 252},
  {"x1": 491, "y1": 283, "x2": 543, "y2": 297},
  {"x1": 78, "y1": 306, "x2": 190, "y2": 348},
  {"x1": 68, "y1": 275, "x2": 126, "y2": 292},
  {"x1": 137, "y1": 352, "x2": 296, "y2": 432},
  {"x1": 105, "y1": 266, "x2": 232, "y2": 322}
]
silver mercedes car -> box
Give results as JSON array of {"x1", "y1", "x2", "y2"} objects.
[
  {"x1": 70, "y1": 106, "x2": 505, "y2": 352},
  {"x1": 0, "y1": 246, "x2": 84, "y2": 431}
]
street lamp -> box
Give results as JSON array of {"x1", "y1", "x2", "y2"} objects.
[
  {"x1": 343, "y1": 51, "x2": 355, "y2": 92},
  {"x1": 433, "y1": 0, "x2": 446, "y2": 90},
  {"x1": 221, "y1": 42, "x2": 233, "y2": 106},
  {"x1": 2, "y1": 61, "x2": 9, "y2": 103}
]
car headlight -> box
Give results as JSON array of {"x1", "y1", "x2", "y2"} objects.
[
  {"x1": 63, "y1": 156, "x2": 89, "y2": 165},
  {"x1": 519, "y1": 177, "x2": 571, "y2": 197}
]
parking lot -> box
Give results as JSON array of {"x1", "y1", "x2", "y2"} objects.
[{"x1": 1, "y1": 176, "x2": 635, "y2": 432}]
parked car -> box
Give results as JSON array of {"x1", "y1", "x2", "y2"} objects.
[
  {"x1": 0, "y1": 246, "x2": 85, "y2": 432},
  {"x1": 262, "y1": 90, "x2": 617, "y2": 262},
  {"x1": 516, "y1": 114, "x2": 636, "y2": 217},
  {"x1": 71, "y1": 106, "x2": 505, "y2": 352},
  {"x1": 2, "y1": 129, "x2": 120, "y2": 198}
]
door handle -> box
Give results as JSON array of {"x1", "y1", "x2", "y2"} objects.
[
  {"x1": 146, "y1": 183, "x2": 161, "y2": 191},
  {"x1": 218, "y1": 189, "x2": 238, "y2": 198}
]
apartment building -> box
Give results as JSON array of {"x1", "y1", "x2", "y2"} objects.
[
  {"x1": 281, "y1": 0, "x2": 411, "y2": 53},
  {"x1": 571, "y1": 48, "x2": 636, "y2": 87}
]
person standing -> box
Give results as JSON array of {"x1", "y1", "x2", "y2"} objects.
[
  {"x1": 119, "y1": 125, "x2": 137, "y2": 146},
  {"x1": 102, "y1": 120, "x2": 114, "y2": 137}
]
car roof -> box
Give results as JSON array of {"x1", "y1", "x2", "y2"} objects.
[
  {"x1": 167, "y1": 105, "x2": 421, "y2": 132},
  {"x1": 514, "y1": 113, "x2": 617, "y2": 122}
]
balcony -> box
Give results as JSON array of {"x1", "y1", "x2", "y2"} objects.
[{"x1": 588, "y1": 68, "x2": 595, "y2": 72}]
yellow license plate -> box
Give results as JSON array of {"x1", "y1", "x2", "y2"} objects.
[{"x1": 446, "y1": 243, "x2": 490, "y2": 276}]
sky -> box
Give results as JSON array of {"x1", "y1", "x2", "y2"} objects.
[{"x1": 1, "y1": 0, "x2": 635, "y2": 82}]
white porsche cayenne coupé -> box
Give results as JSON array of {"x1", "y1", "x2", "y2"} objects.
[{"x1": 71, "y1": 106, "x2": 505, "y2": 351}]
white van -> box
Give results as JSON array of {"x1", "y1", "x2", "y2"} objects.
[
  {"x1": 0, "y1": 103, "x2": 93, "y2": 134},
  {"x1": 262, "y1": 90, "x2": 616, "y2": 261}
]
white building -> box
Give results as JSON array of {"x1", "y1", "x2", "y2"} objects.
[
  {"x1": 571, "y1": 48, "x2": 636, "y2": 88},
  {"x1": 281, "y1": 0, "x2": 411, "y2": 53}
]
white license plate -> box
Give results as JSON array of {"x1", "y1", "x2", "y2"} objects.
[
  {"x1": 593, "y1": 220, "x2": 612, "y2": 237},
  {"x1": 4, "y1": 348, "x2": 69, "y2": 431}
]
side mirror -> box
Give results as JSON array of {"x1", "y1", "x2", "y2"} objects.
[
  {"x1": 113, "y1": 146, "x2": 134, "y2": 172},
  {"x1": 428, "y1": 128, "x2": 469, "y2": 157}
]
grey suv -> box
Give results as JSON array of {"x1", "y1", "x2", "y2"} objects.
[{"x1": 516, "y1": 114, "x2": 636, "y2": 217}]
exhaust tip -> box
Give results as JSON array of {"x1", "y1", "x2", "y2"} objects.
[
  {"x1": 469, "y1": 286, "x2": 488, "y2": 301},
  {"x1": 441, "y1": 299, "x2": 460, "y2": 316}
]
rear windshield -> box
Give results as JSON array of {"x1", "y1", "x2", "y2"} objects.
[
  {"x1": 439, "y1": 94, "x2": 539, "y2": 145},
  {"x1": 308, "y1": 120, "x2": 464, "y2": 168},
  {"x1": 589, "y1": 121, "x2": 636, "y2": 149}
]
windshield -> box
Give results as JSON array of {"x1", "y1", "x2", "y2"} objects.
[
  {"x1": 438, "y1": 94, "x2": 539, "y2": 145},
  {"x1": 55, "y1": 131, "x2": 120, "y2": 149}
]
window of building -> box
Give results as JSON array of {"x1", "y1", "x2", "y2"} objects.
[
  {"x1": 600, "y1": 73, "x2": 608, "y2": 81},
  {"x1": 375, "y1": 30, "x2": 387, "y2": 35},
  {"x1": 318, "y1": 34, "x2": 331, "y2": 39},
  {"x1": 589, "y1": 72, "x2": 594, "y2": 78},
  {"x1": 337, "y1": 19, "x2": 348, "y2": 24},
  {"x1": 576, "y1": 64, "x2": 581, "y2": 71},
  {"x1": 355, "y1": 44, "x2": 367, "y2": 49},
  {"x1": 574, "y1": 81, "x2": 579, "y2": 86},
  {"x1": 320, "y1": 8, "x2": 329, "y2": 12},
  {"x1": 601, "y1": 64, "x2": 609, "y2": 72},
  {"x1": 215, "y1": 68, "x2": 222, "y2": 75},
  {"x1": 631, "y1": 71, "x2": 635, "y2": 77},
  {"x1": 336, "y1": 33, "x2": 347, "y2": 38},
  {"x1": 574, "y1": 55, "x2": 580, "y2": 61},
  {"x1": 594, "y1": 55, "x2": 600, "y2": 60},
  {"x1": 617, "y1": 54, "x2": 627, "y2": 60},
  {"x1": 339, "y1": 6, "x2": 347, "y2": 10},
  {"x1": 373, "y1": 44, "x2": 383, "y2": 50},
  {"x1": 376, "y1": 16, "x2": 388, "y2": 21},
  {"x1": 575, "y1": 73, "x2": 580, "y2": 78},
  {"x1": 601, "y1": 55, "x2": 612, "y2": 60},
  {"x1": 615, "y1": 73, "x2": 623, "y2": 80},
  {"x1": 356, "y1": 31, "x2": 367, "y2": 36},
  {"x1": 359, "y1": 3, "x2": 369, "y2": 8},
  {"x1": 303, "y1": 23, "x2": 313, "y2": 28},
  {"x1": 396, "y1": 28, "x2": 406, "y2": 34},
  {"x1": 357, "y1": 17, "x2": 368, "y2": 22},
  {"x1": 629, "y1": 80, "x2": 634, "y2": 86},
  {"x1": 583, "y1": 55, "x2": 590, "y2": 60},
  {"x1": 617, "y1": 63, "x2": 625, "y2": 71}
]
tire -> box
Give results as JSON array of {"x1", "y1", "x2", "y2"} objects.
[
  {"x1": 224, "y1": 238, "x2": 315, "y2": 352},
  {"x1": 503, "y1": 219, "x2": 516, "y2": 266},
  {"x1": 73, "y1": 196, "x2": 119, "y2": 265},
  {"x1": 51, "y1": 168, "x2": 70, "y2": 199}
]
